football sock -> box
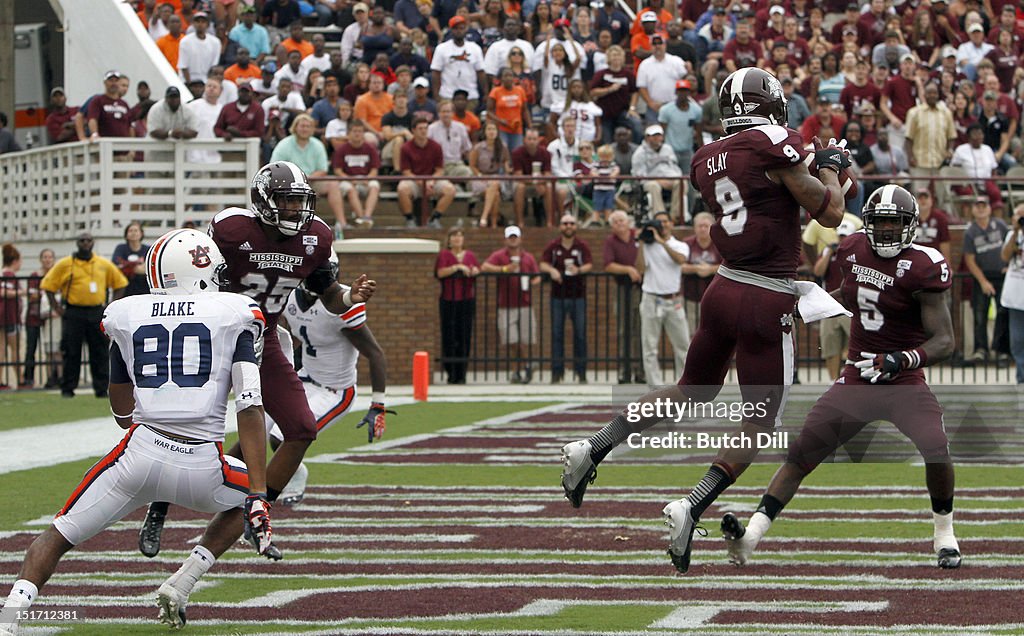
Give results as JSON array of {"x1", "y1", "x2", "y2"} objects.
[
  {"x1": 930, "y1": 495, "x2": 954, "y2": 515},
  {"x1": 686, "y1": 464, "x2": 734, "y2": 520},
  {"x1": 587, "y1": 415, "x2": 633, "y2": 464},
  {"x1": 756, "y1": 494, "x2": 786, "y2": 521},
  {"x1": 267, "y1": 486, "x2": 282, "y2": 502},
  {"x1": 745, "y1": 511, "x2": 774, "y2": 546},
  {"x1": 933, "y1": 511, "x2": 958, "y2": 551},
  {"x1": 167, "y1": 546, "x2": 216, "y2": 596},
  {"x1": 4, "y1": 579, "x2": 38, "y2": 611},
  {"x1": 150, "y1": 501, "x2": 170, "y2": 516}
]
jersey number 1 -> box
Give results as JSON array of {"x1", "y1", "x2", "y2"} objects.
[
  {"x1": 714, "y1": 177, "x2": 748, "y2": 236},
  {"x1": 133, "y1": 323, "x2": 213, "y2": 388}
]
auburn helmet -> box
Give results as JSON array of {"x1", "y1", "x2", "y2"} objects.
[
  {"x1": 146, "y1": 229, "x2": 228, "y2": 295},
  {"x1": 719, "y1": 68, "x2": 788, "y2": 134},
  {"x1": 250, "y1": 161, "x2": 317, "y2": 236},
  {"x1": 862, "y1": 184, "x2": 920, "y2": 258}
]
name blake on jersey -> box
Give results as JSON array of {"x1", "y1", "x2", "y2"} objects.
[
  {"x1": 151, "y1": 301, "x2": 196, "y2": 317},
  {"x1": 249, "y1": 252, "x2": 304, "y2": 272},
  {"x1": 706, "y1": 153, "x2": 728, "y2": 176},
  {"x1": 851, "y1": 264, "x2": 894, "y2": 290}
]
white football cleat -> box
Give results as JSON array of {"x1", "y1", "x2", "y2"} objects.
[
  {"x1": 560, "y1": 440, "x2": 597, "y2": 509},
  {"x1": 156, "y1": 581, "x2": 189, "y2": 629},
  {"x1": 279, "y1": 462, "x2": 309, "y2": 507},
  {"x1": 663, "y1": 499, "x2": 704, "y2": 573},
  {"x1": 721, "y1": 512, "x2": 757, "y2": 566}
]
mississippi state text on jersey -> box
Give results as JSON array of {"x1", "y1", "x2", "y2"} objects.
[
  {"x1": 837, "y1": 231, "x2": 951, "y2": 370},
  {"x1": 101, "y1": 292, "x2": 265, "y2": 442},
  {"x1": 690, "y1": 124, "x2": 809, "y2": 278},
  {"x1": 285, "y1": 290, "x2": 367, "y2": 390},
  {"x1": 209, "y1": 207, "x2": 335, "y2": 326}
]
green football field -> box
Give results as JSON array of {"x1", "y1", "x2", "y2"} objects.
[{"x1": 1, "y1": 392, "x2": 1023, "y2": 635}]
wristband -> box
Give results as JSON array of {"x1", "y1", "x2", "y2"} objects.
[
  {"x1": 342, "y1": 289, "x2": 353, "y2": 307},
  {"x1": 372, "y1": 391, "x2": 386, "y2": 404},
  {"x1": 110, "y1": 406, "x2": 133, "y2": 419},
  {"x1": 812, "y1": 188, "x2": 832, "y2": 220},
  {"x1": 902, "y1": 348, "x2": 927, "y2": 369}
]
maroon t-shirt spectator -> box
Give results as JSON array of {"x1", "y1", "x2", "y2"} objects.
[
  {"x1": 215, "y1": 101, "x2": 266, "y2": 139},
  {"x1": 45, "y1": 107, "x2": 79, "y2": 144},
  {"x1": 985, "y1": 49, "x2": 1019, "y2": 93},
  {"x1": 435, "y1": 249, "x2": 479, "y2": 301},
  {"x1": 682, "y1": 0, "x2": 710, "y2": 25},
  {"x1": 602, "y1": 230, "x2": 638, "y2": 284},
  {"x1": 590, "y1": 68, "x2": 635, "y2": 120},
  {"x1": 0, "y1": 269, "x2": 19, "y2": 329},
  {"x1": 858, "y1": 11, "x2": 887, "y2": 48},
  {"x1": 681, "y1": 235, "x2": 721, "y2": 302},
  {"x1": 542, "y1": 238, "x2": 593, "y2": 299},
  {"x1": 882, "y1": 75, "x2": 918, "y2": 122},
  {"x1": 839, "y1": 82, "x2": 881, "y2": 118},
  {"x1": 723, "y1": 39, "x2": 761, "y2": 69},
  {"x1": 915, "y1": 208, "x2": 952, "y2": 250},
  {"x1": 23, "y1": 273, "x2": 45, "y2": 328},
  {"x1": 400, "y1": 138, "x2": 444, "y2": 176},
  {"x1": 333, "y1": 142, "x2": 381, "y2": 175},
  {"x1": 86, "y1": 94, "x2": 132, "y2": 137},
  {"x1": 485, "y1": 248, "x2": 539, "y2": 308},
  {"x1": 830, "y1": 20, "x2": 869, "y2": 44},
  {"x1": 780, "y1": 37, "x2": 810, "y2": 66},
  {"x1": 511, "y1": 145, "x2": 552, "y2": 175}
]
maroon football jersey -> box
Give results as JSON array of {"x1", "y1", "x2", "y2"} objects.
[
  {"x1": 836, "y1": 233, "x2": 951, "y2": 367},
  {"x1": 209, "y1": 207, "x2": 335, "y2": 327},
  {"x1": 690, "y1": 124, "x2": 809, "y2": 278}
]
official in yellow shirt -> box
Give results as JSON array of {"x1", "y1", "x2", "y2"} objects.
[{"x1": 40, "y1": 233, "x2": 129, "y2": 398}]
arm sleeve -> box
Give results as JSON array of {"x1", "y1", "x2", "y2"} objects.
[
  {"x1": 232, "y1": 329, "x2": 258, "y2": 364},
  {"x1": 303, "y1": 262, "x2": 336, "y2": 296},
  {"x1": 109, "y1": 340, "x2": 131, "y2": 384}
]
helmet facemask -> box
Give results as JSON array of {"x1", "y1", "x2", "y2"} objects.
[
  {"x1": 865, "y1": 209, "x2": 917, "y2": 258},
  {"x1": 264, "y1": 188, "x2": 316, "y2": 236}
]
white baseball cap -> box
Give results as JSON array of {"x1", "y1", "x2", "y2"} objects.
[
  {"x1": 645, "y1": 124, "x2": 664, "y2": 136},
  {"x1": 505, "y1": 225, "x2": 522, "y2": 238}
]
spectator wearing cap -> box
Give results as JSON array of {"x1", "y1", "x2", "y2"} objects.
[
  {"x1": 483, "y1": 18, "x2": 535, "y2": 81},
  {"x1": 272, "y1": 112, "x2": 349, "y2": 234},
  {"x1": 630, "y1": 0, "x2": 671, "y2": 38},
  {"x1": 252, "y1": 62, "x2": 278, "y2": 100},
  {"x1": 230, "y1": 5, "x2": 271, "y2": 62},
  {"x1": 481, "y1": 224, "x2": 541, "y2": 385},
  {"x1": 398, "y1": 117, "x2": 458, "y2": 228},
  {"x1": 906, "y1": 83, "x2": 956, "y2": 187},
  {"x1": 632, "y1": 124, "x2": 682, "y2": 220},
  {"x1": 147, "y1": 86, "x2": 199, "y2": 141},
  {"x1": 696, "y1": 7, "x2": 732, "y2": 80},
  {"x1": 410, "y1": 76, "x2": 439, "y2": 122},
  {"x1": 590, "y1": 44, "x2": 641, "y2": 144},
  {"x1": 636, "y1": 32, "x2": 686, "y2": 125},
  {"x1": 156, "y1": 14, "x2": 185, "y2": 72},
  {"x1": 913, "y1": 185, "x2": 953, "y2": 262},
  {"x1": 431, "y1": 16, "x2": 486, "y2": 103},
  {"x1": 880, "y1": 53, "x2": 922, "y2": 150},
  {"x1": 980, "y1": 74, "x2": 1019, "y2": 140},
  {"x1": 722, "y1": 17, "x2": 761, "y2": 73},
  {"x1": 178, "y1": 12, "x2": 220, "y2": 83},
  {"x1": 185, "y1": 78, "x2": 206, "y2": 101},
  {"x1": 388, "y1": 65, "x2": 416, "y2": 103},
  {"x1": 759, "y1": 4, "x2": 785, "y2": 42},
  {"x1": 630, "y1": 11, "x2": 663, "y2": 72},
  {"x1": 84, "y1": 71, "x2": 133, "y2": 142},
  {"x1": 957, "y1": 23, "x2": 994, "y2": 80},
  {"x1": 781, "y1": 76, "x2": 811, "y2": 129},
  {"x1": 839, "y1": 59, "x2": 880, "y2": 119},
  {"x1": 390, "y1": 38, "x2": 431, "y2": 80},
  {"x1": 799, "y1": 96, "x2": 846, "y2": 146},
  {"x1": 951, "y1": 122, "x2": 1005, "y2": 208},
  {"x1": 962, "y1": 193, "x2": 1010, "y2": 363},
  {"x1": 341, "y1": 3, "x2": 371, "y2": 69},
  {"x1": 215, "y1": 81, "x2": 266, "y2": 140},
  {"x1": 225, "y1": 47, "x2": 263, "y2": 85},
  {"x1": 657, "y1": 79, "x2": 701, "y2": 181},
  {"x1": 977, "y1": 89, "x2": 1015, "y2": 173},
  {"x1": 45, "y1": 87, "x2": 78, "y2": 145}
]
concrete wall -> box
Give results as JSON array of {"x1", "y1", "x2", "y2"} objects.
[{"x1": 59, "y1": 0, "x2": 184, "y2": 104}]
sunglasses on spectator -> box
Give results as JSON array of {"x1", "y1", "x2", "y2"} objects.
[{"x1": 561, "y1": 221, "x2": 577, "y2": 225}]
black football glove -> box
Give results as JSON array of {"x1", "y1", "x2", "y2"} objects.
[
  {"x1": 854, "y1": 351, "x2": 905, "y2": 384},
  {"x1": 243, "y1": 493, "x2": 282, "y2": 560},
  {"x1": 356, "y1": 402, "x2": 394, "y2": 443},
  {"x1": 813, "y1": 136, "x2": 851, "y2": 174}
]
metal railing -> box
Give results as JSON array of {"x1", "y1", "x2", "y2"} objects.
[{"x1": 0, "y1": 138, "x2": 261, "y2": 243}]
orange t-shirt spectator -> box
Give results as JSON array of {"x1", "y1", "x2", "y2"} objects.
[
  {"x1": 488, "y1": 79, "x2": 528, "y2": 135},
  {"x1": 354, "y1": 75, "x2": 395, "y2": 132},
  {"x1": 630, "y1": 2, "x2": 672, "y2": 36},
  {"x1": 224, "y1": 49, "x2": 264, "y2": 84},
  {"x1": 156, "y1": 16, "x2": 186, "y2": 71},
  {"x1": 279, "y1": 23, "x2": 315, "y2": 60}
]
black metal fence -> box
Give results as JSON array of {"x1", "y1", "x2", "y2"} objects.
[{"x1": 438, "y1": 271, "x2": 1019, "y2": 385}]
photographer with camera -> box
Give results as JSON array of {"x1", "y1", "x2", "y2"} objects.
[
  {"x1": 1000, "y1": 204, "x2": 1024, "y2": 383},
  {"x1": 635, "y1": 211, "x2": 690, "y2": 387}
]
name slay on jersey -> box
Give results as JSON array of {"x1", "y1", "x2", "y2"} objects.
[{"x1": 706, "y1": 152, "x2": 728, "y2": 176}]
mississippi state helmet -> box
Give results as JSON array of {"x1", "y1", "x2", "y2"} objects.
[
  {"x1": 146, "y1": 228, "x2": 228, "y2": 295},
  {"x1": 250, "y1": 161, "x2": 317, "y2": 236},
  {"x1": 862, "y1": 184, "x2": 919, "y2": 258},
  {"x1": 719, "y1": 68, "x2": 788, "y2": 134}
]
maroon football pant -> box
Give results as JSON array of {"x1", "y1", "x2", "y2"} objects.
[
  {"x1": 260, "y1": 326, "x2": 318, "y2": 442},
  {"x1": 787, "y1": 369, "x2": 949, "y2": 471},
  {"x1": 679, "y1": 276, "x2": 795, "y2": 427}
]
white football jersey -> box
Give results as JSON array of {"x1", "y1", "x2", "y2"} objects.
[
  {"x1": 102, "y1": 292, "x2": 266, "y2": 442},
  {"x1": 283, "y1": 290, "x2": 366, "y2": 390}
]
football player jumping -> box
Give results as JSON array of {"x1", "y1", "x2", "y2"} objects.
[
  {"x1": 722, "y1": 184, "x2": 961, "y2": 570},
  {"x1": 137, "y1": 161, "x2": 376, "y2": 559},
  {"x1": 561, "y1": 68, "x2": 849, "y2": 573},
  {"x1": 269, "y1": 251, "x2": 391, "y2": 506},
  {"x1": 0, "y1": 230, "x2": 277, "y2": 635}
]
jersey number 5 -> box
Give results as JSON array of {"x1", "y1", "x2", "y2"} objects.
[
  {"x1": 856, "y1": 287, "x2": 884, "y2": 332},
  {"x1": 132, "y1": 323, "x2": 213, "y2": 388},
  {"x1": 714, "y1": 176, "x2": 748, "y2": 236}
]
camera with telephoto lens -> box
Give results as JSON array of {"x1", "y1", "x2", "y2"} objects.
[{"x1": 638, "y1": 219, "x2": 662, "y2": 244}]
